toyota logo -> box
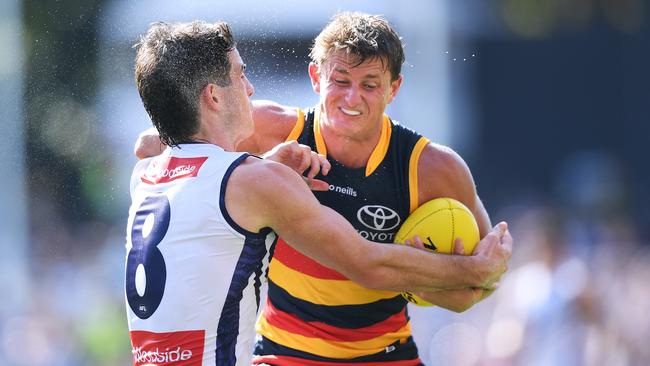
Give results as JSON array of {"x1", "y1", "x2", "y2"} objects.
[{"x1": 357, "y1": 205, "x2": 401, "y2": 231}]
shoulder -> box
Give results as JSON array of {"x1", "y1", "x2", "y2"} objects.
[
  {"x1": 252, "y1": 99, "x2": 299, "y2": 126},
  {"x1": 130, "y1": 158, "x2": 152, "y2": 198},
  {"x1": 228, "y1": 156, "x2": 307, "y2": 206},
  {"x1": 420, "y1": 142, "x2": 468, "y2": 173},
  {"x1": 225, "y1": 156, "x2": 312, "y2": 232},
  {"x1": 236, "y1": 100, "x2": 300, "y2": 154},
  {"x1": 232, "y1": 156, "x2": 297, "y2": 184},
  {"x1": 238, "y1": 100, "x2": 301, "y2": 154},
  {"x1": 385, "y1": 118, "x2": 459, "y2": 171}
]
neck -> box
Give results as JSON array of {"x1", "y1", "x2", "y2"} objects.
[
  {"x1": 191, "y1": 117, "x2": 239, "y2": 151},
  {"x1": 319, "y1": 119, "x2": 382, "y2": 168}
]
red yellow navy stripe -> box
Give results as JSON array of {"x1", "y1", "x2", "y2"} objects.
[
  {"x1": 272, "y1": 239, "x2": 346, "y2": 280},
  {"x1": 265, "y1": 280, "x2": 407, "y2": 328},
  {"x1": 268, "y1": 250, "x2": 398, "y2": 306},
  {"x1": 256, "y1": 313, "x2": 412, "y2": 359},
  {"x1": 262, "y1": 299, "x2": 408, "y2": 342}
]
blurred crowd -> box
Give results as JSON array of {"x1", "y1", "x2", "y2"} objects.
[
  {"x1": 413, "y1": 203, "x2": 649, "y2": 365},
  {"x1": 410, "y1": 151, "x2": 650, "y2": 365}
]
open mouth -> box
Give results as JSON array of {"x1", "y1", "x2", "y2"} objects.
[{"x1": 340, "y1": 107, "x2": 361, "y2": 116}]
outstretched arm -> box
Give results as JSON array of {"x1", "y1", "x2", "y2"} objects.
[
  {"x1": 225, "y1": 158, "x2": 512, "y2": 293},
  {"x1": 134, "y1": 100, "x2": 298, "y2": 159}
]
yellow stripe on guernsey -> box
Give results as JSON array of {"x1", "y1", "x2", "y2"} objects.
[
  {"x1": 268, "y1": 258, "x2": 397, "y2": 305},
  {"x1": 313, "y1": 108, "x2": 328, "y2": 156},
  {"x1": 408, "y1": 137, "x2": 430, "y2": 213},
  {"x1": 313, "y1": 109, "x2": 392, "y2": 177},
  {"x1": 257, "y1": 316, "x2": 412, "y2": 359},
  {"x1": 285, "y1": 108, "x2": 305, "y2": 141},
  {"x1": 364, "y1": 114, "x2": 392, "y2": 177}
]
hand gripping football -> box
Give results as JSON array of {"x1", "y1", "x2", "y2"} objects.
[{"x1": 394, "y1": 198, "x2": 480, "y2": 306}]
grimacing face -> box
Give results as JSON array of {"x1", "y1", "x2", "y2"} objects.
[
  {"x1": 309, "y1": 51, "x2": 402, "y2": 143},
  {"x1": 220, "y1": 48, "x2": 255, "y2": 141}
]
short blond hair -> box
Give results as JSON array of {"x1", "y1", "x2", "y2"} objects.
[{"x1": 310, "y1": 12, "x2": 404, "y2": 81}]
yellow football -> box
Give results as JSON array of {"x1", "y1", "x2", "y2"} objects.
[{"x1": 395, "y1": 198, "x2": 480, "y2": 306}]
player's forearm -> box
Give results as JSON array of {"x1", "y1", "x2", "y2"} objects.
[
  {"x1": 415, "y1": 288, "x2": 483, "y2": 313},
  {"x1": 310, "y1": 211, "x2": 508, "y2": 293},
  {"x1": 268, "y1": 186, "x2": 498, "y2": 293},
  {"x1": 282, "y1": 226, "x2": 489, "y2": 293},
  {"x1": 359, "y1": 245, "x2": 491, "y2": 292}
]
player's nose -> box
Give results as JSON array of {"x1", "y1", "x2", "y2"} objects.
[
  {"x1": 245, "y1": 76, "x2": 254, "y2": 97},
  {"x1": 344, "y1": 86, "x2": 361, "y2": 106}
]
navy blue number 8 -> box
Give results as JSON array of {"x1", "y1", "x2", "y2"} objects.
[{"x1": 125, "y1": 194, "x2": 170, "y2": 319}]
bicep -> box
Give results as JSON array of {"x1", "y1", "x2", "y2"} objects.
[
  {"x1": 232, "y1": 161, "x2": 368, "y2": 274},
  {"x1": 417, "y1": 143, "x2": 491, "y2": 237},
  {"x1": 472, "y1": 195, "x2": 491, "y2": 238},
  {"x1": 268, "y1": 179, "x2": 368, "y2": 272}
]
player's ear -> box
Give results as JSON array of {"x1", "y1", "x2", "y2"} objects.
[
  {"x1": 308, "y1": 62, "x2": 321, "y2": 94},
  {"x1": 202, "y1": 83, "x2": 220, "y2": 111},
  {"x1": 386, "y1": 74, "x2": 403, "y2": 104}
]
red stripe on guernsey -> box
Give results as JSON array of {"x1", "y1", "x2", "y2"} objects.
[
  {"x1": 252, "y1": 355, "x2": 422, "y2": 366},
  {"x1": 141, "y1": 156, "x2": 208, "y2": 184},
  {"x1": 273, "y1": 239, "x2": 347, "y2": 280},
  {"x1": 264, "y1": 298, "x2": 408, "y2": 342},
  {"x1": 130, "y1": 330, "x2": 205, "y2": 365}
]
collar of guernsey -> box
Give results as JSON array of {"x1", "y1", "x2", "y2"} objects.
[
  {"x1": 310, "y1": 108, "x2": 392, "y2": 177},
  {"x1": 286, "y1": 107, "x2": 429, "y2": 213}
]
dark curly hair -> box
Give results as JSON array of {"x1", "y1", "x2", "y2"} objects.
[{"x1": 134, "y1": 21, "x2": 236, "y2": 146}]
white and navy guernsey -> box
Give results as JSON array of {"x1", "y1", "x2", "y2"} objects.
[
  {"x1": 254, "y1": 108, "x2": 430, "y2": 366},
  {"x1": 125, "y1": 143, "x2": 275, "y2": 366}
]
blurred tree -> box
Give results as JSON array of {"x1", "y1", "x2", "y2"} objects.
[{"x1": 23, "y1": 0, "x2": 109, "y2": 257}]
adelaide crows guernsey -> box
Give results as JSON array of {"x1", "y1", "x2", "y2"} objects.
[
  {"x1": 125, "y1": 144, "x2": 275, "y2": 366},
  {"x1": 254, "y1": 108, "x2": 430, "y2": 365}
]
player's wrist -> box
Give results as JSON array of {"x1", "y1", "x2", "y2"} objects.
[{"x1": 465, "y1": 255, "x2": 493, "y2": 288}]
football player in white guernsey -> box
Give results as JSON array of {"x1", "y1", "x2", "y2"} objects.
[{"x1": 126, "y1": 20, "x2": 512, "y2": 366}]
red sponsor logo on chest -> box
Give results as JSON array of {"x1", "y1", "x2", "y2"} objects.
[
  {"x1": 130, "y1": 330, "x2": 205, "y2": 365},
  {"x1": 141, "y1": 156, "x2": 208, "y2": 184}
]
